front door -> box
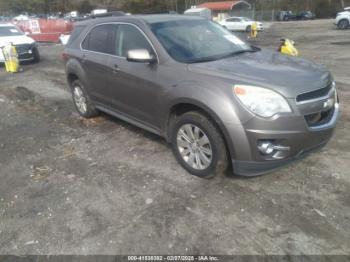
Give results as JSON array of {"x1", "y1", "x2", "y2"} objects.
[{"x1": 107, "y1": 24, "x2": 161, "y2": 129}]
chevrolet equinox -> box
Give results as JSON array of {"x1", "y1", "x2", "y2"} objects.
[{"x1": 63, "y1": 15, "x2": 339, "y2": 178}]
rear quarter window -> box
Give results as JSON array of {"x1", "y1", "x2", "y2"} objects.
[
  {"x1": 66, "y1": 25, "x2": 86, "y2": 48},
  {"x1": 81, "y1": 24, "x2": 115, "y2": 54}
]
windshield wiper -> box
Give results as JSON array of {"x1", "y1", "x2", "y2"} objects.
[
  {"x1": 217, "y1": 48, "x2": 260, "y2": 60},
  {"x1": 186, "y1": 57, "x2": 221, "y2": 63},
  {"x1": 186, "y1": 47, "x2": 261, "y2": 64}
]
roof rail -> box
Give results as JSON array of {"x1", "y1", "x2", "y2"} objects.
[
  {"x1": 140, "y1": 11, "x2": 177, "y2": 15},
  {"x1": 89, "y1": 11, "x2": 125, "y2": 19}
]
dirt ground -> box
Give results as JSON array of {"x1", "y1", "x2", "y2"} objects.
[{"x1": 0, "y1": 19, "x2": 349, "y2": 255}]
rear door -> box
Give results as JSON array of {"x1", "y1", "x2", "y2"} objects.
[
  {"x1": 106, "y1": 24, "x2": 161, "y2": 129},
  {"x1": 80, "y1": 24, "x2": 115, "y2": 106}
]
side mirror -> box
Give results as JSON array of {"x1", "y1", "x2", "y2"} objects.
[{"x1": 126, "y1": 49, "x2": 156, "y2": 64}]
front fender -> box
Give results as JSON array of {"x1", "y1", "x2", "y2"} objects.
[{"x1": 161, "y1": 80, "x2": 252, "y2": 160}]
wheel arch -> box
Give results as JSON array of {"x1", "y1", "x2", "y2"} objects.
[
  {"x1": 338, "y1": 18, "x2": 350, "y2": 28},
  {"x1": 164, "y1": 99, "x2": 237, "y2": 160},
  {"x1": 67, "y1": 72, "x2": 79, "y2": 87},
  {"x1": 65, "y1": 59, "x2": 90, "y2": 91}
]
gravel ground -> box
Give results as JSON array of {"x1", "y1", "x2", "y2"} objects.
[{"x1": 0, "y1": 19, "x2": 349, "y2": 255}]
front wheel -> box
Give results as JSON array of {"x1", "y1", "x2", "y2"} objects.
[
  {"x1": 171, "y1": 111, "x2": 228, "y2": 179},
  {"x1": 32, "y1": 47, "x2": 40, "y2": 63},
  {"x1": 246, "y1": 25, "x2": 252, "y2": 32},
  {"x1": 338, "y1": 19, "x2": 349, "y2": 30}
]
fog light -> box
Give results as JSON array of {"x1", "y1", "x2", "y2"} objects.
[{"x1": 258, "y1": 141, "x2": 275, "y2": 155}]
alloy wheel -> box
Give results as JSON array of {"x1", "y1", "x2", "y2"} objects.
[
  {"x1": 339, "y1": 20, "x2": 349, "y2": 29},
  {"x1": 176, "y1": 124, "x2": 213, "y2": 170},
  {"x1": 73, "y1": 85, "x2": 87, "y2": 114}
]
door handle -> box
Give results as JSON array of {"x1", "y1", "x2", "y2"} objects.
[{"x1": 112, "y1": 64, "x2": 120, "y2": 74}]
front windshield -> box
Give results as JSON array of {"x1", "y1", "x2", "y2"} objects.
[
  {"x1": 149, "y1": 19, "x2": 252, "y2": 63},
  {"x1": 242, "y1": 17, "x2": 252, "y2": 21},
  {"x1": 0, "y1": 26, "x2": 24, "y2": 37}
]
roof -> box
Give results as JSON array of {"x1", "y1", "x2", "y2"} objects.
[
  {"x1": 198, "y1": 1, "x2": 250, "y2": 11},
  {"x1": 76, "y1": 14, "x2": 204, "y2": 26},
  {"x1": 140, "y1": 14, "x2": 204, "y2": 23}
]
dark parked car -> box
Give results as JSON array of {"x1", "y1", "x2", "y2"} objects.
[
  {"x1": 276, "y1": 11, "x2": 297, "y2": 21},
  {"x1": 63, "y1": 15, "x2": 339, "y2": 178},
  {"x1": 297, "y1": 11, "x2": 315, "y2": 20}
]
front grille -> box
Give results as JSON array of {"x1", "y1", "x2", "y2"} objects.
[
  {"x1": 18, "y1": 53, "x2": 34, "y2": 60},
  {"x1": 296, "y1": 82, "x2": 333, "y2": 102},
  {"x1": 15, "y1": 44, "x2": 32, "y2": 54}
]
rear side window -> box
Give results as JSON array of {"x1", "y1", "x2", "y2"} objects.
[
  {"x1": 66, "y1": 25, "x2": 86, "y2": 47},
  {"x1": 115, "y1": 24, "x2": 154, "y2": 57},
  {"x1": 228, "y1": 18, "x2": 240, "y2": 22},
  {"x1": 82, "y1": 24, "x2": 114, "y2": 54}
]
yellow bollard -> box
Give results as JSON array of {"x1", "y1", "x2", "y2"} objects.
[
  {"x1": 1, "y1": 44, "x2": 20, "y2": 73},
  {"x1": 250, "y1": 22, "x2": 258, "y2": 38},
  {"x1": 279, "y1": 39, "x2": 299, "y2": 56}
]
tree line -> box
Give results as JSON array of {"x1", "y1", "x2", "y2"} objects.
[{"x1": 0, "y1": 0, "x2": 349, "y2": 17}]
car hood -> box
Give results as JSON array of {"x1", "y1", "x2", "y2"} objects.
[
  {"x1": 0, "y1": 35, "x2": 35, "y2": 47},
  {"x1": 187, "y1": 49, "x2": 331, "y2": 98}
]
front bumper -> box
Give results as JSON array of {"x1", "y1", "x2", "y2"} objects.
[
  {"x1": 226, "y1": 87, "x2": 339, "y2": 176},
  {"x1": 0, "y1": 44, "x2": 36, "y2": 63},
  {"x1": 17, "y1": 45, "x2": 36, "y2": 62},
  {"x1": 234, "y1": 140, "x2": 329, "y2": 176}
]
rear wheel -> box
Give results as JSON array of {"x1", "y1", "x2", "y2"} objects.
[
  {"x1": 71, "y1": 79, "x2": 98, "y2": 118},
  {"x1": 246, "y1": 25, "x2": 251, "y2": 32},
  {"x1": 171, "y1": 111, "x2": 228, "y2": 179},
  {"x1": 338, "y1": 19, "x2": 349, "y2": 30}
]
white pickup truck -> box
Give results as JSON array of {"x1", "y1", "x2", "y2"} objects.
[{"x1": 335, "y1": 7, "x2": 350, "y2": 29}]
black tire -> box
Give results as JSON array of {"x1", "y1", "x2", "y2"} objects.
[
  {"x1": 246, "y1": 25, "x2": 251, "y2": 32},
  {"x1": 338, "y1": 19, "x2": 349, "y2": 30},
  {"x1": 171, "y1": 111, "x2": 228, "y2": 179},
  {"x1": 32, "y1": 47, "x2": 40, "y2": 63},
  {"x1": 71, "y1": 79, "x2": 98, "y2": 118}
]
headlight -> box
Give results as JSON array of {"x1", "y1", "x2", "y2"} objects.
[{"x1": 233, "y1": 85, "x2": 292, "y2": 118}]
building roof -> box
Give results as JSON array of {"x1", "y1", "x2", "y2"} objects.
[{"x1": 198, "y1": 1, "x2": 250, "y2": 11}]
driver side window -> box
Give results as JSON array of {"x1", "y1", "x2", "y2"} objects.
[{"x1": 115, "y1": 24, "x2": 154, "y2": 58}]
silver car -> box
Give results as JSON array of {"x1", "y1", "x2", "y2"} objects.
[{"x1": 63, "y1": 15, "x2": 339, "y2": 178}]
